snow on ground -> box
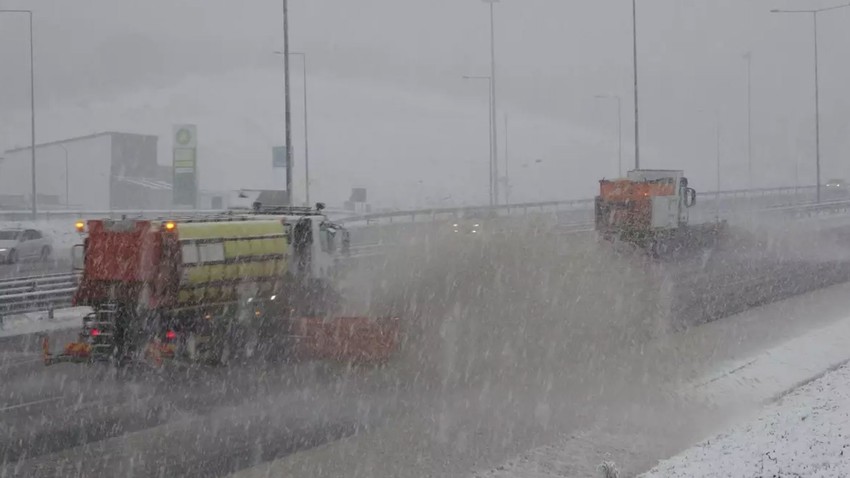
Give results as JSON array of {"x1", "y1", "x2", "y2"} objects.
[
  {"x1": 642, "y1": 363, "x2": 850, "y2": 478},
  {"x1": 0, "y1": 307, "x2": 89, "y2": 338},
  {"x1": 679, "y1": 313, "x2": 850, "y2": 409},
  {"x1": 466, "y1": 294, "x2": 850, "y2": 478}
]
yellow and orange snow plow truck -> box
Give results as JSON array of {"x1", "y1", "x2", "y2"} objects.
[
  {"x1": 43, "y1": 205, "x2": 400, "y2": 367},
  {"x1": 594, "y1": 169, "x2": 725, "y2": 256}
]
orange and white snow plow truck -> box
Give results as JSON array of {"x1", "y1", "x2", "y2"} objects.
[
  {"x1": 43, "y1": 204, "x2": 400, "y2": 368},
  {"x1": 594, "y1": 169, "x2": 725, "y2": 256}
]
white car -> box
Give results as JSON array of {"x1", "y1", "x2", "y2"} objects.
[{"x1": 0, "y1": 228, "x2": 53, "y2": 264}]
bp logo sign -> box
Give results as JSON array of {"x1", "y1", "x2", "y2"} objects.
[
  {"x1": 173, "y1": 124, "x2": 197, "y2": 149},
  {"x1": 176, "y1": 128, "x2": 192, "y2": 146},
  {"x1": 172, "y1": 124, "x2": 198, "y2": 207}
]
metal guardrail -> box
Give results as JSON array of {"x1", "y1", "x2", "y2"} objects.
[
  {"x1": 339, "y1": 185, "x2": 821, "y2": 226},
  {"x1": 0, "y1": 272, "x2": 77, "y2": 320},
  {"x1": 0, "y1": 185, "x2": 821, "y2": 226},
  {"x1": 348, "y1": 244, "x2": 385, "y2": 259},
  {"x1": 773, "y1": 199, "x2": 850, "y2": 220},
  {"x1": 0, "y1": 208, "x2": 354, "y2": 222}
]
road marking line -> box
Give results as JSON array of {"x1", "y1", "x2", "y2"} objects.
[{"x1": 0, "y1": 396, "x2": 62, "y2": 413}]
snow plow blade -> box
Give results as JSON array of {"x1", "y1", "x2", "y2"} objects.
[
  {"x1": 289, "y1": 317, "x2": 402, "y2": 364},
  {"x1": 41, "y1": 335, "x2": 93, "y2": 366}
]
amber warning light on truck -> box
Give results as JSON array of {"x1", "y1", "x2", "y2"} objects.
[{"x1": 75, "y1": 221, "x2": 85, "y2": 233}]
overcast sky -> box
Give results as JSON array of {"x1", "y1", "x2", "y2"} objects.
[{"x1": 2, "y1": 0, "x2": 850, "y2": 207}]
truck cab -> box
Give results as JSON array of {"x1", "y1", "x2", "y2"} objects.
[
  {"x1": 596, "y1": 169, "x2": 698, "y2": 250},
  {"x1": 285, "y1": 214, "x2": 347, "y2": 284}
]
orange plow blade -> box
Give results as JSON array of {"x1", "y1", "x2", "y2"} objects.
[{"x1": 290, "y1": 317, "x2": 402, "y2": 364}]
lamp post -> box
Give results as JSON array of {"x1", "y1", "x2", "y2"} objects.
[
  {"x1": 595, "y1": 95, "x2": 623, "y2": 176},
  {"x1": 57, "y1": 144, "x2": 69, "y2": 207},
  {"x1": 0, "y1": 10, "x2": 36, "y2": 217},
  {"x1": 463, "y1": 75, "x2": 495, "y2": 206},
  {"x1": 744, "y1": 52, "x2": 753, "y2": 190},
  {"x1": 281, "y1": 0, "x2": 294, "y2": 205},
  {"x1": 274, "y1": 50, "x2": 310, "y2": 205},
  {"x1": 482, "y1": 0, "x2": 500, "y2": 205},
  {"x1": 771, "y1": 3, "x2": 850, "y2": 203},
  {"x1": 631, "y1": 0, "x2": 641, "y2": 170},
  {"x1": 715, "y1": 115, "x2": 721, "y2": 219},
  {"x1": 698, "y1": 108, "x2": 721, "y2": 217},
  {"x1": 504, "y1": 113, "x2": 510, "y2": 205}
]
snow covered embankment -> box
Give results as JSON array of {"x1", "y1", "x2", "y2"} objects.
[{"x1": 642, "y1": 363, "x2": 850, "y2": 477}]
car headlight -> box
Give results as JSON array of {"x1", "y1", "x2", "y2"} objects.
[{"x1": 0, "y1": 248, "x2": 6, "y2": 253}]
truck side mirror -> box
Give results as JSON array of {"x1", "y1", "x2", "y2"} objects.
[
  {"x1": 684, "y1": 188, "x2": 697, "y2": 208},
  {"x1": 71, "y1": 244, "x2": 85, "y2": 271},
  {"x1": 342, "y1": 230, "x2": 351, "y2": 255}
]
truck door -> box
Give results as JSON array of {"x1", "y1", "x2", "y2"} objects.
[
  {"x1": 292, "y1": 218, "x2": 312, "y2": 279},
  {"x1": 311, "y1": 220, "x2": 335, "y2": 280}
]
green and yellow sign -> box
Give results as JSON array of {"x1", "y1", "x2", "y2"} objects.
[{"x1": 173, "y1": 124, "x2": 198, "y2": 207}]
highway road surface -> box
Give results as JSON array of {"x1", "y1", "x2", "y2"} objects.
[{"x1": 3, "y1": 217, "x2": 850, "y2": 477}]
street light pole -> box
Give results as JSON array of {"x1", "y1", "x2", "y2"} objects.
[
  {"x1": 504, "y1": 113, "x2": 509, "y2": 204},
  {"x1": 632, "y1": 0, "x2": 641, "y2": 170},
  {"x1": 282, "y1": 0, "x2": 294, "y2": 205},
  {"x1": 698, "y1": 108, "x2": 721, "y2": 217},
  {"x1": 715, "y1": 114, "x2": 721, "y2": 220},
  {"x1": 771, "y1": 3, "x2": 850, "y2": 203},
  {"x1": 57, "y1": 144, "x2": 69, "y2": 207},
  {"x1": 1, "y1": 10, "x2": 36, "y2": 217},
  {"x1": 298, "y1": 53, "x2": 310, "y2": 206},
  {"x1": 595, "y1": 95, "x2": 623, "y2": 176},
  {"x1": 274, "y1": 51, "x2": 311, "y2": 205},
  {"x1": 744, "y1": 52, "x2": 753, "y2": 190},
  {"x1": 483, "y1": 0, "x2": 500, "y2": 205},
  {"x1": 813, "y1": 13, "x2": 820, "y2": 204},
  {"x1": 463, "y1": 75, "x2": 494, "y2": 206}
]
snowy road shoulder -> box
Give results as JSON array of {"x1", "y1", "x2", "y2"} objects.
[
  {"x1": 465, "y1": 283, "x2": 850, "y2": 478},
  {"x1": 642, "y1": 363, "x2": 850, "y2": 478},
  {"x1": 679, "y1": 312, "x2": 850, "y2": 408}
]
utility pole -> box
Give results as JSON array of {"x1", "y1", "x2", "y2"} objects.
[{"x1": 282, "y1": 0, "x2": 294, "y2": 205}]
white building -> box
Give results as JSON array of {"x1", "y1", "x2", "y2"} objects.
[{"x1": 0, "y1": 132, "x2": 171, "y2": 210}]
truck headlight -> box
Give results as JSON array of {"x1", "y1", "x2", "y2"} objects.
[{"x1": 0, "y1": 248, "x2": 7, "y2": 252}]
